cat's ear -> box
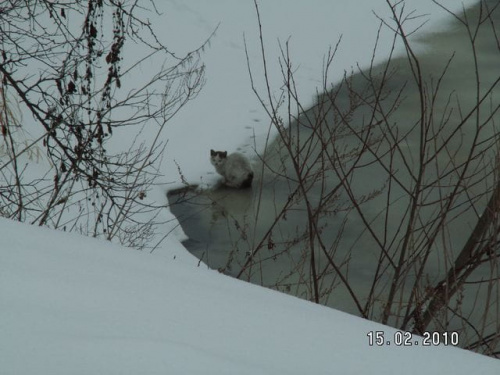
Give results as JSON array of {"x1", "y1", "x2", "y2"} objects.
[
  {"x1": 222, "y1": 151, "x2": 228, "y2": 157},
  {"x1": 210, "y1": 149, "x2": 215, "y2": 156}
]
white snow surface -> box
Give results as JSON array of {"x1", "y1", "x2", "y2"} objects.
[
  {"x1": 2, "y1": 217, "x2": 500, "y2": 374},
  {"x1": 2, "y1": 0, "x2": 500, "y2": 374}
]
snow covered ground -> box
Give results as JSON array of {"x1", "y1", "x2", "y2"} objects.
[
  {"x1": 2, "y1": 217, "x2": 500, "y2": 374},
  {"x1": 2, "y1": 0, "x2": 500, "y2": 373}
]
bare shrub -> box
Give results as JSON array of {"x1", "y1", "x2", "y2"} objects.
[
  {"x1": 0, "y1": 1, "x2": 207, "y2": 249},
  {"x1": 238, "y1": 0, "x2": 500, "y2": 356}
]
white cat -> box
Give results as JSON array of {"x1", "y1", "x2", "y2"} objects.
[{"x1": 210, "y1": 149, "x2": 254, "y2": 188}]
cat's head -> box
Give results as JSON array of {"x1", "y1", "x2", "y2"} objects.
[{"x1": 210, "y1": 149, "x2": 227, "y2": 167}]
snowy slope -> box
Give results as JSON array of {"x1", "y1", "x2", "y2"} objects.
[{"x1": 1, "y1": 217, "x2": 499, "y2": 374}]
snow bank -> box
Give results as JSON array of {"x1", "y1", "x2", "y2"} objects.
[{"x1": 1, "y1": 217, "x2": 499, "y2": 374}]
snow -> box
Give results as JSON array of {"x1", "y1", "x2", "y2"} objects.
[
  {"x1": 2, "y1": 217, "x2": 499, "y2": 374},
  {"x1": 2, "y1": 0, "x2": 500, "y2": 373}
]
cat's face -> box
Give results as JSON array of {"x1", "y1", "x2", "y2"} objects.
[{"x1": 210, "y1": 149, "x2": 227, "y2": 167}]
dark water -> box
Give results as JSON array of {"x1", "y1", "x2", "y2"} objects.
[{"x1": 168, "y1": 1, "x2": 500, "y2": 354}]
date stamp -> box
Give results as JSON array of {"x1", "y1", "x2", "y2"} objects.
[{"x1": 367, "y1": 330, "x2": 459, "y2": 347}]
